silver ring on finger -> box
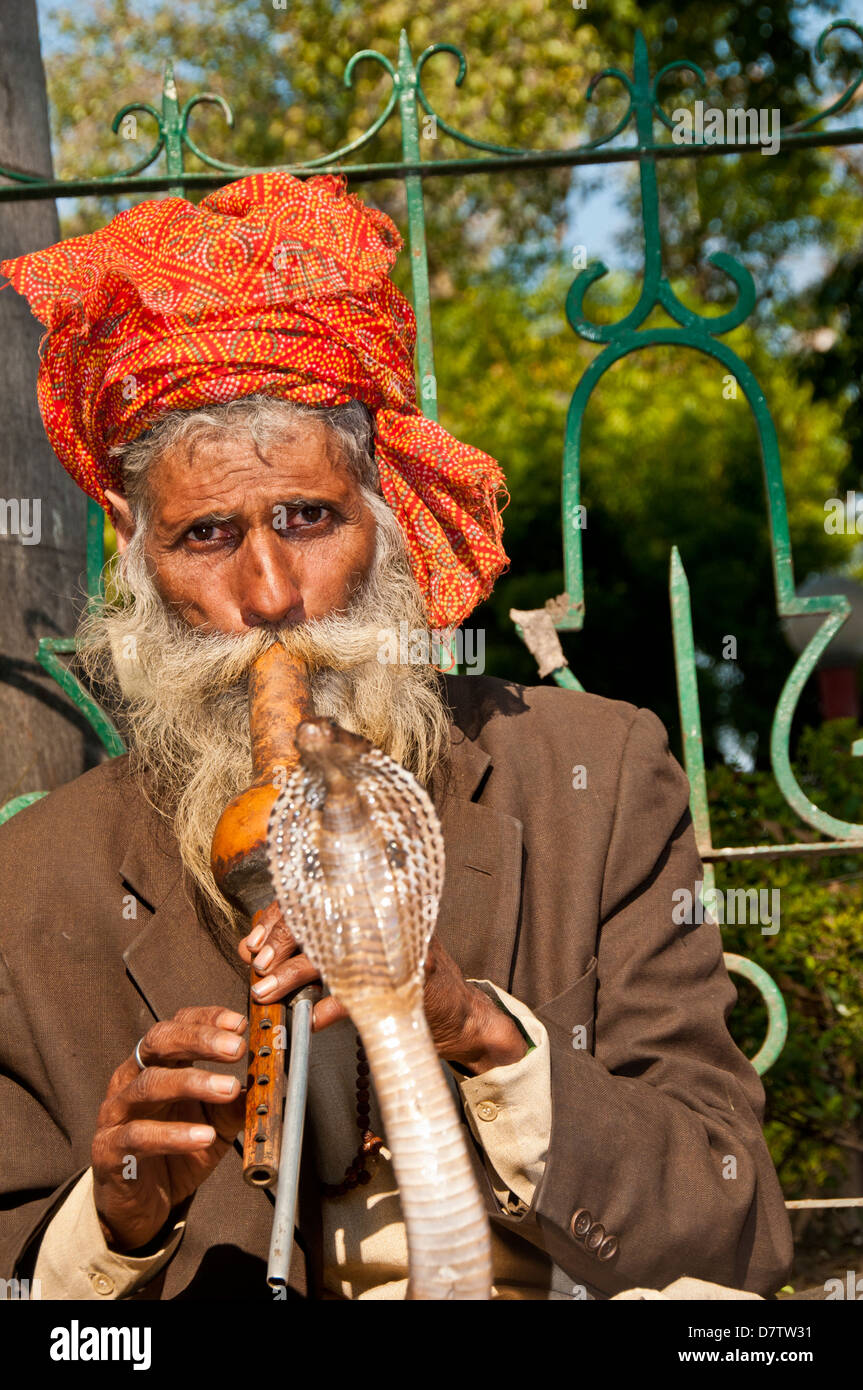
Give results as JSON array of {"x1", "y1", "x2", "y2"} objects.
[{"x1": 134, "y1": 1036, "x2": 148, "y2": 1071}]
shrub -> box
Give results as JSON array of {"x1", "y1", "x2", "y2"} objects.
[{"x1": 708, "y1": 719, "x2": 863, "y2": 1198}]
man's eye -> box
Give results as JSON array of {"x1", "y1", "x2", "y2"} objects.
[
  {"x1": 188, "y1": 523, "x2": 228, "y2": 543},
  {"x1": 274, "y1": 505, "x2": 330, "y2": 531}
]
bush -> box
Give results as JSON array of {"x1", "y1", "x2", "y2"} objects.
[{"x1": 708, "y1": 718, "x2": 863, "y2": 1198}]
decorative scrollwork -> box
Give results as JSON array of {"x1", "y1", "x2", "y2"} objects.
[
  {"x1": 282, "y1": 48, "x2": 400, "y2": 172},
  {"x1": 566, "y1": 34, "x2": 757, "y2": 344},
  {"x1": 109, "y1": 102, "x2": 165, "y2": 180},
  {"x1": 103, "y1": 50, "x2": 400, "y2": 182},
  {"x1": 786, "y1": 20, "x2": 863, "y2": 133},
  {"x1": 650, "y1": 57, "x2": 706, "y2": 131},
  {"x1": 0, "y1": 165, "x2": 45, "y2": 186},
  {"x1": 414, "y1": 42, "x2": 639, "y2": 158},
  {"x1": 548, "y1": 29, "x2": 863, "y2": 839},
  {"x1": 658, "y1": 252, "x2": 756, "y2": 337},
  {"x1": 178, "y1": 93, "x2": 235, "y2": 172},
  {"x1": 583, "y1": 67, "x2": 636, "y2": 150}
]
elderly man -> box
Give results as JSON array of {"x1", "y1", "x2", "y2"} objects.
[{"x1": 0, "y1": 173, "x2": 792, "y2": 1301}]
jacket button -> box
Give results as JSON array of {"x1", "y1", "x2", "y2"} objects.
[
  {"x1": 585, "y1": 1222, "x2": 605, "y2": 1252},
  {"x1": 598, "y1": 1235, "x2": 619, "y2": 1261},
  {"x1": 90, "y1": 1272, "x2": 115, "y2": 1296},
  {"x1": 569, "y1": 1208, "x2": 592, "y2": 1239},
  {"x1": 476, "y1": 1101, "x2": 499, "y2": 1122}
]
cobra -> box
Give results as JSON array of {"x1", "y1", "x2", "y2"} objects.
[{"x1": 266, "y1": 717, "x2": 493, "y2": 1301}]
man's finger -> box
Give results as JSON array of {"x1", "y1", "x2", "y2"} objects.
[
  {"x1": 312, "y1": 995, "x2": 350, "y2": 1032},
  {"x1": 250, "y1": 905, "x2": 299, "y2": 971},
  {"x1": 250, "y1": 918, "x2": 300, "y2": 975},
  {"x1": 99, "y1": 1065, "x2": 241, "y2": 1128},
  {"x1": 250, "y1": 952, "x2": 320, "y2": 1002},
  {"x1": 130, "y1": 1019, "x2": 246, "y2": 1072},
  {"x1": 238, "y1": 901, "x2": 292, "y2": 964},
  {"x1": 94, "y1": 1119, "x2": 220, "y2": 1169},
  {"x1": 103, "y1": 1007, "x2": 247, "y2": 1098},
  {"x1": 173, "y1": 1006, "x2": 246, "y2": 1030}
]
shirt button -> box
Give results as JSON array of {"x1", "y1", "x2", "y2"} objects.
[
  {"x1": 90, "y1": 1272, "x2": 115, "y2": 1296},
  {"x1": 585, "y1": 1222, "x2": 605, "y2": 1252},
  {"x1": 598, "y1": 1235, "x2": 619, "y2": 1262},
  {"x1": 476, "y1": 1101, "x2": 499, "y2": 1122},
  {"x1": 570, "y1": 1208, "x2": 592, "y2": 1239}
]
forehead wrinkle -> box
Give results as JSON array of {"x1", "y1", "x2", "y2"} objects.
[
  {"x1": 168, "y1": 432, "x2": 337, "y2": 488},
  {"x1": 156, "y1": 462, "x2": 262, "y2": 522},
  {"x1": 153, "y1": 451, "x2": 359, "y2": 531},
  {"x1": 179, "y1": 422, "x2": 329, "y2": 470}
]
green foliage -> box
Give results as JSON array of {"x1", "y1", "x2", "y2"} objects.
[
  {"x1": 795, "y1": 245, "x2": 863, "y2": 507},
  {"x1": 708, "y1": 719, "x2": 863, "y2": 1196},
  {"x1": 434, "y1": 265, "x2": 853, "y2": 763}
]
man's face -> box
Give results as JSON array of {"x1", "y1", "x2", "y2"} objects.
[
  {"x1": 111, "y1": 422, "x2": 378, "y2": 635},
  {"x1": 88, "y1": 412, "x2": 449, "y2": 905}
]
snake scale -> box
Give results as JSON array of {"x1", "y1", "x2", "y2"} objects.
[{"x1": 266, "y1": 717, "x2": 493, "y2": 1301}]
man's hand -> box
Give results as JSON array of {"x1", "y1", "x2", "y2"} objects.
[
  {"x1": 92, "y1": 1006, "x2": 247, "y2": 1253},
  {"x1": 239, "y1": 903, "x2": 526, "y2": 1076}
]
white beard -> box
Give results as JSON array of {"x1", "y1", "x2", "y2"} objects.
[{"x1": 77, "y1": 503, "x2": 452, "y2": 938}]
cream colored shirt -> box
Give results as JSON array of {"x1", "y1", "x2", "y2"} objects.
[{"x1": 35, "y1": 982, "x2": 573, "y2": 1300}]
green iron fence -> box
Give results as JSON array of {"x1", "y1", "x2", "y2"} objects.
[{"x1": 2, "y1": 20, "x2": 863, "y2": 1202}]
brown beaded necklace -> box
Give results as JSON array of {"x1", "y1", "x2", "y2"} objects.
[{"x1": 320, "y1": 1034, "x2": 384, "y2": 1197}]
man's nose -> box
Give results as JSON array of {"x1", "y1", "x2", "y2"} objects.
[{"x1": 236, "y1": 531, "x2": 304, "y2": 628}]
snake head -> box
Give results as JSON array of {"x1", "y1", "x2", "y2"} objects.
[{"x1": 294, "y1": 717, "x2": 373, "y2": 787}]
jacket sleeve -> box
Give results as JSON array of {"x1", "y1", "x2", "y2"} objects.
[
  {"x1": 491, "y1": 706, "x2": 794, "y2": 1298},
  {"x1": 455, "y1": 981, "x2": 551, "y2": 1211},
  {"x1": 0, "y1": 942, "x2": 89, "y2": 1283},
  {"x1": 34, "y1": 1169, "x2": 185, "y2": 1299}
]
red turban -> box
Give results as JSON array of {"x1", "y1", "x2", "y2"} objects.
[{"x1": 1, "y1": 172, "x2": 508, "y2": 628}]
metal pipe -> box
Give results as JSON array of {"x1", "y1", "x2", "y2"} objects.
[{"x1": 266, "y1": 983, "x2": 321, "y2": 1289}]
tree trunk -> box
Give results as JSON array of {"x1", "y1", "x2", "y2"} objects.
[{"x1": 0, "y1": 0, "x2": 96, "y2": 808}]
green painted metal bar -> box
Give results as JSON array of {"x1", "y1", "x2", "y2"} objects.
[
  {"x1": 551, "y1": 665, "x2": 583, "y2": 692},
  {"x1": 86, "y1": 498, "x2": 105, "y2": 607},
  {"x1": 723, "y1": 953, "x2": 789, "y2": 1076},
  {"x1": 672, "y1": 547, "x2": 782, "y2": 1074},
  {"x1": 109, "y1": 100, "x2": 165, "y2": 179},
  {"x1": 556, "y1": 327, "x2": 863, "y2": 841},
  {"x1": 394, "y1": 31, "x2": 457, "y2": 671},
  {"x1": 670, "y1": 546, "x2": 713, "y2": 861},
  {"x1": 3, "y1": 20, "x2": 861, "y2": 200},
  {"x1": 706, "y1": 840, "x2": 863, "y2": 861},
  {"x1": 35, "y1": 639, "x2": 125, "y2": 756},
  {"x1": 161, "y1": 62, "x2": 186, "y2": 197},
  {"x1": 786, "y1": 20, "x2": 863, "y2": 131},
  {"x1": 770, "y1": 600, "x2": 863, "y2": 838},
  {"x1": 415, "y1": 42, "x2": 634, "y2": 156},
  {"x1": 396, "y1": 30, "x2": 437, "y2": 424},
  {"x1": 5, "y1": 125, "x2": 863, "y2": 204},
  {"x1": 0, "y1": 791, "x2": 48, "y2": 826},
  {"x1": 508, "y1": 615, "x2": 584, "y2": 692}
]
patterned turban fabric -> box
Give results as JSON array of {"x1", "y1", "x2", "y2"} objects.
[{"x1": 0, "y1": 172, "x2": 508, "y2": 628}]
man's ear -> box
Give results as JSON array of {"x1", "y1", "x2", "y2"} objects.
[{"x1": 104, "y1": 489, "x2": 135, "y2": 555}]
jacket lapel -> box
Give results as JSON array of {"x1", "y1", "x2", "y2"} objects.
[
  {"x1": 432, "y1": 724, "x2": 524, "y2": 991},
  {"x1": 121, "y1": 871, "x2": 247, "y2": 1022},
  {"x1": 117, "y1": 796, "x2": 245, "y2": 1020}
]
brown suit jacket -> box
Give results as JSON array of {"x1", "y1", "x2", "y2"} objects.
[{"x1": 0, "y1": 674, "x2": 793, "y2": 1298}]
